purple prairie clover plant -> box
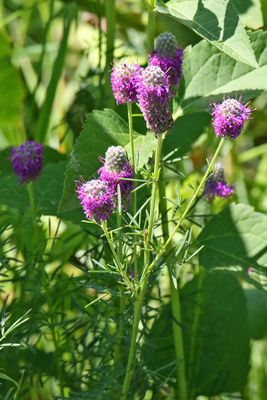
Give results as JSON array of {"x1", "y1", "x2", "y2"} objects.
[
  {"x1": 11, "y1": 140, "x2": 43, "y2": 183},
  {"x1": 212, "y1": 98, "x2": 251, "y2": 139},
  {"x1": 99, "y1": 146, "x2": 134, "y2": 210},
  {"x1": 76, "y1": 179, "x2": 114, "y2": 221},
  {"x1": 111, "y1": 62, "x2": 143, "y2": 104},
  {"x1": 149, "y1": 32, "x2": 183, "y2": 90},
  {"x1": 137, "y1": 66, "x2": 173, "y2": 135},
  {"x1": 204, "y1": 164, "x2": 234, "y2": 201}
]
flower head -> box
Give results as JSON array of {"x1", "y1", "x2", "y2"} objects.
[
  {"x1": 11, "y1": 140, "x2": 43, "y2": 183},
  {"x1": 149, "y1": 32, "x2": 183, "y2": 89},
  {"x1": 154, "y1": 32, "x2": 178, "y2": 58},
  {"x1": 137, "y1": 66, "x2": 173, "y2": 135},
  {"x1": 137, "y1": 65, "x2": 170, "y2": 104},
  {"x1": 204, "y1": 164, "x2": 234, "y2": 201},
  {"x1": 111, "y1": 63, "x2": 142, "y2": 104},
  {"x1": 212, "y1": 98, "x2": 251, "y2": 139},
  {"x1": 99, "y1": 146, "x2": 133, "y2": 210},
  {"x1": 76, "y1": 179, "x2": 114, "y2": 221},
  {"x1": 104, "y1": 146, "x2": 128, "y2": 173}
]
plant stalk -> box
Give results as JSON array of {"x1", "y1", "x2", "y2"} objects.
[
  {"x1": 159, "y1": 180, "x2": 188, "y2": 399},
  {"x1": 147, "y1": 0, "x2": 156, "y2": 53},
  {"x1": 120, "y1": 134, "x2": 163, "y2": 399},
  {"x1": 36, "y1": 3, "x2": 74, "y2": 142},
  {"x1": 101, "y1": 222, "x2": 134, "y2": 291},
  {"x1": 105, "y1": 0, "x2": 116, "y2": 107},
  {"x1": 127, "y1": 102, "x2": 138, "y2": 276},
  {"x1": 143, "y1": 137, "x2": 225, "y2": 279},
  {"x1": 27, "y1": 181, "x2": 36, "y2": 224}
]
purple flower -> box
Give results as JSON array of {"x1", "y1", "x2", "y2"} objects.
[
  {"x1": 137, "y1": 65, "x2": 170, "y2": 105},
  {"x1": 149, "y1": 32, "x2": 183, "y2": 89},
  {"x1": 212, "y1": 98, "x2": 251, "y2": 139},
  {"x1": 76, "y1": 179, "x2": 114, "y2": 221},
  {"x1": 204, "y1": 164, "x2": 234, "y2": 201},
  {"x1": 11, "y1": 141, "x2": 43, "y2": 183},
  {"x1": 111, "y1": 63, "x2": 143, "y2": 104},
  {"x1": 137, "y1": 66, "x2": 173, "y2": 135},
  {"x1": 99, "y1": 146, "x2": 133, "y2": 210}
]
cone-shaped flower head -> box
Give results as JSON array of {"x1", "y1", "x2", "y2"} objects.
[
  {"x1": 11, "y1": 140, "x2": 43, "y2": 183},
  {"x1": 99, "y1": 146, "x2": 133, "y2": 210},
  {"x1": 137, "y1": 66, "x2": 173, "y2": 135},
  {"x1": 111, "y1": 63, "x2": 142, "y2": 104},
  {"x1": 155, "y1": 32, "x2": 177, "y2": 57},
  {"x1": 76, "y1": 179, "x2": 114, "y2": 221},
  {"x1": 149, "y1": 32, "x2": 183, "y2": 89},
  {"x1": 204, "y1": 164, "x2": 234, "y2": 201},
  {"x1": 138, "y1": 65, "x2": 170, "y2": 103},
  {"x1": 104, "y1": 145, "x2": 128, "y2": 172},
  {"x1": 212, "y1": 98, "x2": 251, "y2": 139}
]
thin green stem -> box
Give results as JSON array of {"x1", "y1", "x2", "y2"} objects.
[
  {"x1": 159, "y1": 180, "x2": 188, "y2": 399},
  {"x1": 27, "y1": 181, "x2": 36, "y2": 224},
  {"x1": 188, "y1": 269, "x2": 204, "y2": 399},
  {"x1": 127, "y1": 102, "x2": 138, "y2": 276},
  {"x1": 147, "y1": 0, "x2": 156, "y2": 53},
  {"x1": 121, "y1": 134, "x2": 163, "y2": 399},
  {"x1": 101, "y1": 222, "x2": 134, "y2": 291},
  {"x1": 114, "y1": 200, "x2": 125, "y2": 366},
  {"x1": 36, "y1": 3, "x2": 75, "y2": 142},
  {"x1": 104, "y1": 0, "x2": 116, "y2": 107},
  {"x1": 143, "y1": 137, "x2": 225, "y2": 279}
]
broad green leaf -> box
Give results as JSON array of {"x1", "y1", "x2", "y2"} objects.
[
  {"x1": 125, "y1": 131, "x2": 157, "y2": 170},
  {"x1": 0, "y1": 160, "x2": 67, "y2": 216},
  {"x1": 59, "y1": 109, "x2": 157, "y2": 212},
  {"x1": 233, "y1": 0, "x2": 263, "y2": 29},
  {"x1": 156, "y1": 0, "x2": 258, "y2": 68},
  {"x1": 197, "y1": 203, "x2": 267, "y2": 270},
  {"x1": 163, "y1": 112, "x2": 210, "y2": 157},
  {"x1": 59, "y1": 109, "x2": 130, "y2": 212},
  {"x1": 244, "y1": 288, "x2": 267, "y2": 340},
  {"x1": 143, "y1": 270, "x2": 250, "y2": 395},
  {"x1": 0, "y1": 32, "x2": 24, "y2": 134},
  {"x1": 182, "y1": 30, "x2": 267, "y2": 113}
]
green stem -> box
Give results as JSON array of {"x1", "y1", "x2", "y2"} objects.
[
  {"x1": 143, "y1": 137, "x2": 225, "y2": 279},
  {"x1": 27, "y1": 181, "x2": 36, "y2": 224},
  {"x1": 120, "y1": 134, "x2": 163, "y2": 399},
  {"x1": 36, "y1": 3, "x2": 75, "y2": 142},
  {"x1": 114, "y1": 201, "x2": 124, "y2": 366},
  {"x1": 188, "y1": 269, "x2": 205, "y2": 398},
  {"x1": 261, "y1": 0, "x2": 267, "y2": 29},
  {"x1": 159, "y1": 180, "x2": 188, "y2": 399},
  {"x1": 127, "y1": 102, "x2": 138, "y2": 276},
  {"x1": 147, "y1": 0, "x2": 156, "y2": 53},
  {"x1": 104, "y1": 0, "x2": 116, "y2": 107},
  {"x1": 101, "y1": 222, "x2": 134, "y2": 291}
]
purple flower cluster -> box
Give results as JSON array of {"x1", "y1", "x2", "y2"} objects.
[
  {"x1": 204, "y1": 164, "x2": 234, "y2": 201},
  {"x1": 99, "y1": 146, "x2": 134, "y2": 209},
  {"x1": 77, "y1": 146, "x2": 133, "y2": 221},
  {"x1": 136, "y1": 66, "x2": 173, "y2": 135},
  {"x1": 77, "y1": 179, "x2": 114, "y2": 221},
  {"x1": 111, "y1": 63, "x2": 142, "y2": 104},
  {"x1": 149, "y1": 32, "x2": 183, "y2": 90},
  {"x1": 110, "y1": 31, "x2": 184, "y2": 136},
  {"x1": 212, "y1": 98, "x2": 251, "y2": 139},
  {"x1": 11, "y1": 140, "x2": 43, "y2": 183}
]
